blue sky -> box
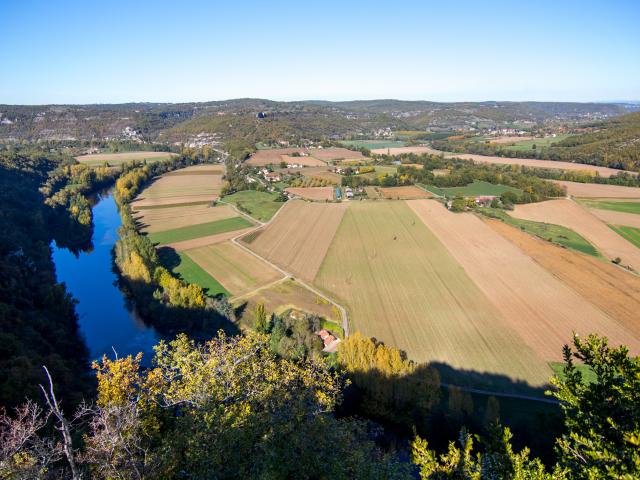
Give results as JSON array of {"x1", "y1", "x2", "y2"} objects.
[{"x1": 1, "y1": 0, "x2": 638, "y2": 104}]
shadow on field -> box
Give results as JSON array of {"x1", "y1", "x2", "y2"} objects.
[{"x1": 337, "y1": 361, "x2": 563, "y2": 466}]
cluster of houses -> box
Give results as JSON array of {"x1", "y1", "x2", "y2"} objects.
[
  {"x1": 316, "y1": 329, "x2": 341, "y2": 353},
  {"x1": 258, "y1": 168, "x2": 282, "y2": 183}
]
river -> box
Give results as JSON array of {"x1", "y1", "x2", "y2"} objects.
[{"x1": 52, "y1": 191, "x2": 159, "y2": 363}]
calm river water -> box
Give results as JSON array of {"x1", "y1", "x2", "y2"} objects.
[{"x1": 52, "y1": 191, "x2": 159, "y2": 363}]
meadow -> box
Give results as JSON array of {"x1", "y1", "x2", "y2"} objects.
[
  {"x1": 577, "y1": 199, "x2": 640, "y2": 214},
  {"x1": 161, "y1": 250, "x2": 229, "y2": 297},
  {"x1": 221, "y1": 190, "x2": 284, "y2": 222},
  {"x1": 501, "y1": 134, "x2": 572, "y2": 151},
  {"x1": 340, "y1": 140, "x2": 406, "y2": 150}
]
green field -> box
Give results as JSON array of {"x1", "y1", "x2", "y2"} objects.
[
  {"x1": 169, "y1": 251, "x2": 229, "y2": 297},
  {"x1": 609, "y1": 225, "x2": 640, "y2": 249},
  {"x1": 147, "y1": 216, "x2": 252, "y2": 245},
  {"x1": 479, "y1": 208, "x2": 602, "y2": 257},
  {"x1": 550, "y1": 361, "x2": 597, "y2": 385},
  {"x1": 314, "y1": 201, "x2": 550, "y2": 386},
  {"x1": 577, "y1": 199, "x2": 640, "y2": 215},
  {"x1": 421, "y1": 180, "x2": 523, "y2": 198},
  {"x1": 222, "y1": 190, "x2": 284, "y2": 222},
  {"x1": 503, "y1": 134, "x2": 573, "y2": 152},
  {"x1": 340, "y1": 140, "x2": 406, "y2": 150}
]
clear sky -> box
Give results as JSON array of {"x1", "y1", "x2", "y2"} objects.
[{"x1": 1, "y1": 0, "x2": 638, "y2": 104}]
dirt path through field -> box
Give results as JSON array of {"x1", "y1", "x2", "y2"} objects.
[
  {"x1": 511, "y1": 199, "x2": 640, "y2": 271},
  {"x1": 407, "y1": 200, "x2": 635, "y2": 360}
]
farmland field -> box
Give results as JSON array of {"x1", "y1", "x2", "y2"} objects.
[
  {"x1": 133, "y1": 204, "x2": 236, "y2": 233},
  {"x1": 478, "y1": 208, "x2": 601, "y2": 257},
  {"x1": 184, "y1": 241, "x2": 282, "y2": 296},
  {"x1": 131, "y1": 166, "x2": 224, "y2": 208},
  {"x1": 75, "y1": 151, "x2": 176, "y2": 167},
  {"x1": 147, "y1": 216, "x2": 253, "y2": 245},
  {"x1": 421, "y1": 180, "x2": 522, "y2": 197},
  {"x1": 340, "y1": 140, "x2": 406, "y2": 150},
  {"x1": 577, "y1": 198, "x2": 640, "y2": 215},
  {"x1": 609, "y1": 225, "x2": 640, "y2": 249},
  {"x1": 486, "y1": 218, "x2": 640, "y2": 342},
  {"x1": 285, "y1": 187, "x2": 335, "y2": 201},
  {"x1": 314, "y1": 201, "x2": 551, "y2": 385},
  {"x1": 246, "y1": 200, "x2": 347, "y2": 282},
  {"x1": 233, "y1": 279, "x2": 340, "y2": 325},
  {"x1": 511, "y1": 199, "x2": 640, "y2": 270},
  {"x1": 246, "y1": 147, "x2": 364, "y2": 166},
  {"x1": 160, "y1": 249, "x2": 229, "y2": 297},
  {"x1": 371, "y1": 145, "x2": 442, "y2": 156},
  {"x1": 407, "y1": 200, "x2": 637, "y2": 361},
  {"x1": 222, "y1": 190, "x2": 284, "y2": 222},
  {"x1": 589, "y1": 209, "x2": 640, "y2": 228},
  {"x1": 379, "y1": 186, "x2": 433, "y2": 199},
  {"x1": 501, "y1": 134, "x2": 572, "y2": 151},
  {"x1": 554, "y1": 180, "x2": 640, "y2": 198}
]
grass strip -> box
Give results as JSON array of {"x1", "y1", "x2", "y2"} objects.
[{"x1": 148, "y1": 216, "x2": 252, "y2": 245}]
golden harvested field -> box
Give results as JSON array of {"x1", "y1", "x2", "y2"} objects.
[
  {"x1": 247, "y1": 200, "x2": 347, "y2": 282},
  {"x1": 589, "y1": 208, "x2": 640, "y2": 228},
  {"x1": 371, "y1": 145, "x2": 442, "y2": 155},
  {"x1": 165, "y1": 228, "x2": 254, "y2": 251},
  {"x1": 314, "y1": 201, "x2": 550, "y2": 384},
  {"x1": 164, "y1": 164, "x2": 225, "y2": 175},
  {"x1": 233, "y1": 279, "x2": 339, "y2": 324},
  {"x1": 452, "y1": 153, "x2": 631, "y2": 178},
  {"x1": 486, "y1": 218, "x2": 640, "y2": 346},
  {"x1": 185, "y1": 241, "x2": 282, "y2": 297},
  {"x1": 511, "y1": 199, "x2": 640, "y2": 271},
  {"x1": 407, "y1": 200, "x2": 637, "y2": 360},
  {"x1": 247, "y1": 147, "x2": 362, "y2": 166},
  {"x1": 553, "y1": 180, "x2": 640, "y2": 198},
  {"x1": 379, "y1": 186, "x2": 433, "y2": 199},
  {"x1": 134, "y1": 204, "x2": 236, "y2": 233},
  {"x1": 401, "y1": 163, "x2": 424, "y2": 169},
  {"x1": 131, "y1": 167, "x2": 223, "y2": 208},
  {"x1": 75, "y1": 151, "x2": 176, "y2": 166},
  {"x1": 364, "y1": 186, "x2": 382, "y2": 199},
  {"x1": 309, "y1": 147, "x2": 365, "y2": 161},
  {"x1": 285, "y1": 187, "x2": 334, "y2": 201}
]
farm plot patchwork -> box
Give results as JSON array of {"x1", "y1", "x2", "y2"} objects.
[
  {"x1": 184, "y1": 241, "x2": 282, "y2": 297},
  {"x1": 147, "y1": 217, "x2": 253, "y2": 245},
  {"x1": 589, "y1": 209, "x2": 640, "y2": 229},
  {"x1": 340, "y1": 140, "x2": 406, "y2": 150},
  {"x1": 75, "y1": 151, "x2": 177, "y2": 167},
  {"x1": 407, "y1": 200, "x2": 637, "y2": 361},
  {"x1": 233, "y1": 279, "x2": 340, "y2": 325},
  {"x1": 314, "y1": 201, "x2": 550, "y2": 385},
  {"x1": 609, "y1": 225, "x2": 640, "y2": 249},
  {"x1": 371, "y1": 145, "x2": 442, "y2": 156},
  {"x1": 246, "y1": 200, "x2": 347, "y2": 282},
  {"x1": 159, "y1": 249, "x2": 229, "y2": 297},
  {"x1": 133, "y1": 204, "x2": 237, "y2": 233},
  {"x1": 247, "y1": 147, "x2": 364, "y2": 166},
  {"x1": 485, "y1": 218, "x2": 640, "y2": 343},
  {"x1": 511, "y1": 199, "x2": 640, "y2": 271}
]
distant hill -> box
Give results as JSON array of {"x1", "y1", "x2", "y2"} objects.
[
  {"x1": 0, "y1": 100, "x2": 635, "y2": 151},
  {"x1": 434, "y1": 111, "x2": 640, "y2": 172}
]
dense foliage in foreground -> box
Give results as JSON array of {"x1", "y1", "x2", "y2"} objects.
[{"x1": 1, "y1": 333, "x2": 638, "y2": 479}]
